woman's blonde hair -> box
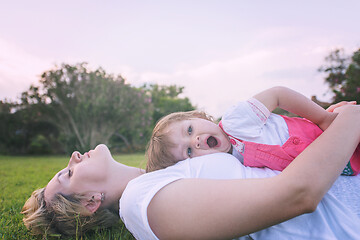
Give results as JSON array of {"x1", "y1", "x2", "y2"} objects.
[
  {"x1": 146, "y1": 110, "x2": 214, "y2": 172},
  {"x1": 22, "y1": 187, "x2": 119, "y2": 236}
]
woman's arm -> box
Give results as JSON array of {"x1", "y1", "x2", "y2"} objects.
[
  {"x1": 147, "y1": 105, "x2": 360, "y2": 240},
  {"x1": 253, "y1": 86, "x2": 336, "y2": 131}
]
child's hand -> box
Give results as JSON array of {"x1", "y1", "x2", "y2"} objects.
[
  {"x1": 326, "y1": 101, "x2": 357, "y2": 113},
  {"x1": 319, "y1": 101, "x2": 356, "y2": 131}
]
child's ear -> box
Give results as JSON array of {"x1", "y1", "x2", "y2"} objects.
[{"x1": 81, "y1": 193, "x2": 103, "y2": 213}]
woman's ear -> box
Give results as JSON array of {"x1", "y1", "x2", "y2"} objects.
[{"x1": 81, "y1": 193, "x2": 103, "y2": 213}]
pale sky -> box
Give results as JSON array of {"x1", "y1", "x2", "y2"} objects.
[{"x1": 1, "y1": 0, "x2": 359, "y2": 117}]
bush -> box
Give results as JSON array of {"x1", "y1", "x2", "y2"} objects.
[{"x1": 28, "y1": 135, "x2": 52, "y2": 154}]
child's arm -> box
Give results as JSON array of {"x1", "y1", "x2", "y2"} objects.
[{"x1": 253, "y1": 86, "x2": 335, "y2": 131}]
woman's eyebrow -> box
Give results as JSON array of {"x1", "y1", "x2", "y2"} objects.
[{"x1": 57, "y1": 172, "x2": 63, "y2": 183}]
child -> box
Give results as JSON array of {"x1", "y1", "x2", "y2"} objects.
[{"x1": 146, "y1": 86, "x2": 360, "y2": 175}]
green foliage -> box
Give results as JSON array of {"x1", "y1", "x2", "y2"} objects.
[
  {"x1": 0, "y1": 101, "x2": 59, "y2": 154},
  {"x1": 1, "y1": 63, "x2": 196, "y2": 155},
  {"x1": 21, "y1": 63, "x2": 153, "y2": 153},
  {"x1": 142, "y1": 84, "x2": 195, "y2": 126},
  {"x1": 0, "y1": 154, "x2": 144, "y2": 239},
  {"x1": 28, "y1": 135, "x2": 52, "y2": 154},
  {"x1": 0, "y1": 101, "x2": 26, "y2": 154},
  {"x1": 319, "y1": 48, "x2": 360, "y2": 103},
  {"x1": 272, "y1": 107, "x2": 297, "y2": 117}
]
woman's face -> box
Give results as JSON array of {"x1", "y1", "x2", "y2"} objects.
[{"x1": 44, "y1": 144, "x2": 113, "y2": 202}]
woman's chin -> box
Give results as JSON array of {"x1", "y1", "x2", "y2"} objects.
[
  {"x1": 95, "y1": 144, "x2": 108, "y2": 151},
  {"x1": 92, "y1": 144, "x2": 112, "y2": 160},
  {"x1": 93, "y1": 144, "x2": 110, "y2": 154}
]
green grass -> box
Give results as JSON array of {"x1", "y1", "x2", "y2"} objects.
[{"x1": 0, "y1": 153, "x2": 146, "y2": 240}]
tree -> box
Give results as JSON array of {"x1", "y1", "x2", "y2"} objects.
[
  {"x1": 0, "y1": 101, "x2": 25, "y2": 154},
  {"x1": 319, "y1": 48, "x2": 360, "y2": 103},
  {"x1": 21, "y1": 63, "x2": 152, "y2": 152},
  {"x1": 0, "y1": 100, "x2": 58, "y2": 154},
  {"x1": 142, "y1": 84, "x2": 195, "y2": 126}
]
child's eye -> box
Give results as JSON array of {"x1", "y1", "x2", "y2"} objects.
[
  {"x1": 68, "y1": 169, "x2": 73, "y2": 177},
  {"x1": 187, "y1": 147, "x2": 192, "y2": 157},
  {"x1": 188, "y1": 126, "x2": 192, "y2": 135}
]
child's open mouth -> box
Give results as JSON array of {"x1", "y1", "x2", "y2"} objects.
[{"x1": 207, "y1": 136, "x2": 218, "y2": 148}]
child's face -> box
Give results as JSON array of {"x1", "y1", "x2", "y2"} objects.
[{"x1": 167, "y1": 118, "x2": 231, "y2": 161}]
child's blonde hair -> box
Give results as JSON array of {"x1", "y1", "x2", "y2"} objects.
[
  {"x1": 146, "y1": 110, "x2": 214, "y2": 172},
  {"x1": 22, "y1": 187, "x2": 119, "y2": 236}
]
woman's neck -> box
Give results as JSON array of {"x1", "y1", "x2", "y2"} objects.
[{"x1": 104, "y1": 161, "x2": 144, "y2": 211}]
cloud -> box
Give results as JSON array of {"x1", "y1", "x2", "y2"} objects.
[
  {"x1": 123, "y1": 50, "x2": 328, "y2": 117},
  {"x1": 123, "y1": 27, "x2": 346, "y2": 117}
]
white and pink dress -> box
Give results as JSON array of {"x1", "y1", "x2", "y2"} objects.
[{"x1": 220, "y1": 98, "x2": 360, "y2": 175}]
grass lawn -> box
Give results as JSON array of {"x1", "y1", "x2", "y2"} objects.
[{"x1": 0, "y1": 153, "x2": 146, "y2": 240}]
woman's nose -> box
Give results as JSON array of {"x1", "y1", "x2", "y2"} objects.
[{"x1": 70, "y1": 151, "x2": 82, "y2": 164}]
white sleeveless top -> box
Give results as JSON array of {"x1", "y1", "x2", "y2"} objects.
[{"x1": 120, "y1": 153, "x2": 360, "y2": 240}]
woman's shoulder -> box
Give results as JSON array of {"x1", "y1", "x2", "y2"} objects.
[
  {"x1": 120, "y1": 161, "x2": 190, "y2": 208},
  {"x1": 119, "y1": 162, "x2": 190, "y2": 240}
]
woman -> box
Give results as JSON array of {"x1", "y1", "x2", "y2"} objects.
[{"x1": 22, "y1": 104, "x2": 360, "y2": 239}]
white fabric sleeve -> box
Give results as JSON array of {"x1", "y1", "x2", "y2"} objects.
[
  {"x1": 221, "y1": 98, "x2": 271, "y2": 139},
  {"x1": 120, "y1": 176, "x2": 181, "y2": 240},
  {"x1": 119, "y1": 160, "x2": 192, "y2": 240}
]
